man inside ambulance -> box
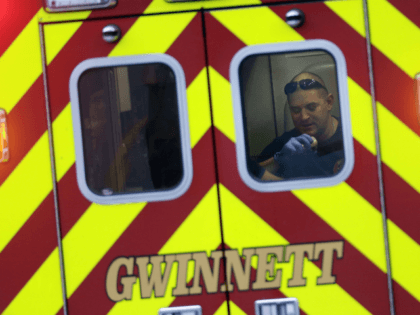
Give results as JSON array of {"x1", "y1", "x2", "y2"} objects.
[{"x1": 253, "y1": 72, "x2": 344, "y2": 181}]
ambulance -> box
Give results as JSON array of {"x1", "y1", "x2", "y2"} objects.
[{"x1": 1, "y1": 0, "x2": 419, "y2": 314}]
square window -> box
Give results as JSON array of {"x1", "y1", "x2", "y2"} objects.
[
  {"x1": 69, "y1": 55, "x2": 192, "y2": 204},
  {"x1": 230, "y1": 40, "x2": 354, "y2": 192}
]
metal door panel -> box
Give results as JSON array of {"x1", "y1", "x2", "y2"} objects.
[
  {"x1": 368, "y1": 0, "x2": 420, "y2": 313},
  {"x1": 44, "y1": 12, "x2": 226, "y2": 314},
  {"x1": 205, "y1": 2, "x2": 391, "y2": 314}
]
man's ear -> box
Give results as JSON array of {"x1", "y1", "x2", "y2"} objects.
[{"x1": 326, "y1": 93, "x2": 334, "y2": 111}]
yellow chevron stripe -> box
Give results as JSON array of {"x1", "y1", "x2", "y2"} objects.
[
  {"x1": 208, "y1": 66, "x2": 236, "y2": 142},
  {"x1": 3, "y1": 11, "x2": 202, "y2": 257},
  {"x1": 0, "y1": 10, "x2": 42, "y2": 114},
  {"x1": 377, "y1": 103, "x2": 420, "y2": 301},
  {"x1": 2, "y1": 249, "x2": 63, "y2": 315},
  {"x1": 210, "y1": 7, "x2": 377, "y2": 156},
  {"x1": 0, "y1": 133, "x2": 52, "y2": 254},
  {"x1": 51, "y1": 10, "x2": 199, "y2": 176},
  {"x1": 377, "y1": 102, "x2": 420, "y2": 193},
  {"x1": 347, "y1": 77, "x2": 376, "y2": 155},
  {"x1": 107, "y1": 185, "x2": 221, "y2": 314},
  {"x1": 187, "y1": 68, "x2": 212, "y2": 148},
  {"x1": 220, "y1": 184, "x2": 371, "y2": 315},
  {"x1": 331, "y1": 0, "x2": 420, "y2": 78},
  {"x1": 326, "y1": 0, "x2": 366, "y2": 38},
  {"x1": 64, "y1": 202, "x2": 146, "y2": 296},
  {"x1": 106, "y1": 274, "x2": 180, "y2": 315},
  {"x1": 211, "y1": 6, "x2": 304, "y2": 45},
  {"x1": 6, "y1": 12, "x2": 204, "y2": 313},
  {"x1": 292, "y1": 184, "x2": 386, "y2": 273},
  {"x1": 44, "y1": 21, "x2": 86, "y2": 65},
  {"x1": 228, "y1": 301, "x2": 246, "y2": 315},
  {"x1": 144, "y1": 0, "x2": 260, "y2": 15},
  {"x1": 0, "y1": 8, "x2": 89, "y2": 115},
  {"x1": 0, "y1": 13, "x2": 94, "y2": 255},
  {"x1": 367, "y1": 0, "x2": 420, "y2": 78},
  {"x1": 388, "y1": 219, "x2": 420, "y2": 302},
  {"x1": 38, "y1": 8, "x2": 91, "y2": 23},
  {"x1": 109, "y1": 12, "x2": 196, "y2": 57},
  {"x1": 159, "y1": 185, "x2": 220, "y2": 255},
  {"x1": 328, "y1": 0, "x2": 420, "y2": 187},
  {"x1": 52, "y1": 103, "x2": 75, "y2": 181},
  {"x1": 215, "y1": 301, "x2": 229, "y2": 315},
  {"x1": 63, "y1": 13, "x2": 199, "y2": 299},
  {"x1": 274, "y1": 0, "x2": 420, "y2": 302}
]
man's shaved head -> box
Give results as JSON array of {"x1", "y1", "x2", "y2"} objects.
[{"x1": 289, "y1": 72, "x2": 328, "y2": 99}]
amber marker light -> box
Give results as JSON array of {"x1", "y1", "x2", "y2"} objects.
[
  {"x1": 0, "y1": 109, "x2": 9, "y2": 163},
  {"x1": 415, "y1": 73, "x2": 420, "y2": 125}
]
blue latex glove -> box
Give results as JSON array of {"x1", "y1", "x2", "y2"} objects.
[{"x1": 274, "y1": 134, "x2": 313, "y2": 161}]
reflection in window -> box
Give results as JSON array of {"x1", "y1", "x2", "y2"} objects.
[
  {"x1": 78, "y1": 63, "x2": 182, "y2": 196},
  {"x1": 238, "y1": 50, "x2": 345, "y2": 181}
]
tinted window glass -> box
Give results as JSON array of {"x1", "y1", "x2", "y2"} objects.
[
  {"x1": 236, "y1": 49, "x2": 349, "y2": 184},
  {"x1": 78, "y1": 63, "x2": 183, "y2": 196}
]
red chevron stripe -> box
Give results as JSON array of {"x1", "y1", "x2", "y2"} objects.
[
  {"x1": 171, "y1": 292, "x2": 226, "y2": 315},
  {"x1": 0, "y1": 77, "x2": 47, "y2": 186},
  {"x1": 46, "y1": 17, "x2": 138, "y2": 120},
  {"x1": 205, "y1": 10, "x2": 382, "y2": 211},
  {"x1": 382, "y1": 163, "x2": 420, "y2": 248},
  {"x1": 225, "y1": 246, "x2": 308, "y2": 315},
  {"x1": 0, "y1": 192, "x2": 56, "y2": 313},
  {"x1": 85, "y1": 0, "x2": 152, "y2": 21},
  {"x1": 214, "y1": 128, "x2": 390, "y2": 314},
  {"x1": 205, "y1": 13, "x2": 246, "y2": 80},
  {"x1": 0, "y1": 164, "x2": 92, "y2": 313},
  {"x1": 58, "y1": 131, "x2": 218, "y2": 314},
  {"x1": 271, "y1": 4, "x2": 370, "y2": 93},
  {"x1": 273, "y1": 3, "x2": 420, "y2": 138},
  {"x1": 387, "y1": 0, "x2": 420, "y2": 29},
  {"x1": 0, "y1": 0, "x2": 41, "y2": 57},
  {"x1": 169, "y1": 261, "x2": 226, "y2": 314},
  {"x1": 53, "y1": 11, "x2": 204, "y2": 238},
  {"x1": 346, "y1": 140, "x2": 381, "y2": 210},
  {"x1": 0, "y1": 17, "x2": 137, "y2": 186},
  {"x1": 55, "y1": 12, "x2": 206, "y2": 246},
  {"x1": 371, "y1": 46, "x2": 420, "y2": 134},
  {"x1": 57, "y1": 165, "x2": 92, "y2": 236},
  {"x1": 393, "y1": 281, "x2": 420, "y2": 314},
  {"x1": 165, "y1": 14, "x2": 205, "y2": 86}
]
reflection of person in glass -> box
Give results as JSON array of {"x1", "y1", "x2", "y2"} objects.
[{"x1": 254, "y1": 72, "x2": 344, "y2": 181}]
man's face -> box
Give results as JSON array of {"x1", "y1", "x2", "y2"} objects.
[{"x1": 288, "y1": 88, "x2": 333, "y2": 139}]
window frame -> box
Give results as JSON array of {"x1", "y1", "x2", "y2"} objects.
[
  {"x1": 229, "y1": 39, "x2": 354, "y2": 192},
  {"x1": 69, "y1": 54, "x2": 193, "y2": 204}
]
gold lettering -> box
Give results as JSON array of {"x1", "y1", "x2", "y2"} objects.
[
  {"x1": 285, "y1": 243, "x2": 314, "y2": 287},
  {"x1": 172, "y1": 253, "x2": 192, "y2": 296},
  {"x1": 136, "y1": 255, "x2": 176, "y2": 298},
  {"x1": 314, "y1": 241, "x2": 344, "y2": 284},
  {"x1": 105, "y1": 257, "x2": 136, "y2": 302},
  {"x1": 221, "y1": 249, "x2": 255, "y2": 292},
  {"x1": 190, "y1": 251, "x2": 223, "y2": 295},
  {"x1": 252, "y1": 246, "x2": 283, "y2": 290}
]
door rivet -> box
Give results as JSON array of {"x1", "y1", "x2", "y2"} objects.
[
  {"x1": 285, "y1": 9, "x2": 305, "y2": 28},
  {"x1": 102, "y1": 24, "x2": 121, "y2": 43}
]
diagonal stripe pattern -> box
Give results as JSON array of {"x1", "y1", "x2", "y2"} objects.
[
  {"x1": 3, "y1": 0, "x2": 420, "y2": 314},
  {"x1": 204, "y1": 2, "x2": 417, "y2": 313}
]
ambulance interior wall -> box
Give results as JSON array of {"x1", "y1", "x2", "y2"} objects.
[{"x1": 242, "y1": 51, "x2": 339, "y2": 160}]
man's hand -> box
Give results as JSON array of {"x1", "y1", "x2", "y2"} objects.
[{"x1": 274, "y1": 134, "x2": 313, "y2": 160}]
